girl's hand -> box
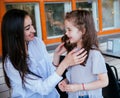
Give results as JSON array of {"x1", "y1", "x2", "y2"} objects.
[
  {"x1": 64, "y1": 84, "x2": 82, "y2": 92},
  {"x1": 63, "y1": 48, "x2": 87, "y2": 67},
  {"x1": 53, "y1": 43, "x2": 66, "y2": 66},
  {"x1": 58, "y1": 79, "x2": 68, "y2": 92}
]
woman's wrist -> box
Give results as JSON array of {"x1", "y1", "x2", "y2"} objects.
[
  {"x1": 56, "y1": 62, "x2": 67, "y2": 76},
  {"x1": 53, "y1": 53, "x2": 60, "y2": 66},
  {"x1": 52, "y1": 62, "x2": 58, "y2": 67}
]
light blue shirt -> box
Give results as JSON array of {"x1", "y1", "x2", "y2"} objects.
[{"x1": 4, "y1": 37, "x2": 63, "y2": 98}]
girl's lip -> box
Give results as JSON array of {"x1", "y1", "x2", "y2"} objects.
[{"x1": 69, "y1": 37, "x2": 72, "y2": 40}]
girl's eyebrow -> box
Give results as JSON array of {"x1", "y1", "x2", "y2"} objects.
[{"x1": 24, "y1": 25, "x2": 30, "y2": 29}]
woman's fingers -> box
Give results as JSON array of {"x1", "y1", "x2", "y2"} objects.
[
  {"x1": 64, "y1": 48, "x2": 87, "y2": 66},
  {"x1": 58, "y1": 43, "x2": 64, "y2": 48},
  {"x1": 55, "y1": 43, "x2": 64, "y2": 52},
  {"x1": 74, "y1": 48, "x2": 87, "y2": 56},
  {"x1": 71, "y1": 48, "x2": 87, "y2": 64},
  {"x1": 58, "y1": 82, "x2": 66, "y2": 92},
  {"x1": 77, "y1": 54, "x2": 87, "y2": 64},
  {"x1": 69, "y1": 48, "x2": 79, "y2": 54}
]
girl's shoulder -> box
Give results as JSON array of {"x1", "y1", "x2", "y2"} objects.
[
  {"x1": 90, "y1": 49, "x2": 101, "y2": 54},
  {"x1": 89, "y1": 49, "x2": 103, "y2": 57}
]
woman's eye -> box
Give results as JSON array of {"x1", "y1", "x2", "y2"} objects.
[
  {"x1": 25, "y1": 28, "x2": 30, "y2": 30},
  {"x1": 24, "y1": 25, "x2": 30, "y2": 31}
]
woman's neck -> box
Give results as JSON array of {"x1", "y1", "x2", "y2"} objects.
[{"x1": 25, "y1": 42, "x2": 29, "y2": 55}]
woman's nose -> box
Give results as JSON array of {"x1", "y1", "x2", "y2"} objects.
[{"x1": 31, "y1": 26, "x2": 36, "y2": 33}]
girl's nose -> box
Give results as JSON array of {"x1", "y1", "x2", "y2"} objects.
[{"x1": 65, "y1": 31, "x2": 68, "y2": 35}]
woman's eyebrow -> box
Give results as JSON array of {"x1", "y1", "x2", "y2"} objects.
[{"x1": 24, "y1": 25, "x2": 30, "y2": 29}]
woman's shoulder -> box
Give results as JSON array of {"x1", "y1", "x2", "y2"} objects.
[
  {"x1": 4, "y1": 57, "x2": 18, "y2": 73},
  {"x1": 33, "y1": 37, "x2": 43, "y2": 43},
  {"x1": 29, "y1": 37, "x2": 44, "y2": 46}
]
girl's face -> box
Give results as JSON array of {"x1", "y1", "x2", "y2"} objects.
[
  {"x1": 24, "y1": 15, "x2": 36, "y2": 42},
  {"x1": 65, "y1": 20, "x2": 83, "y2": 44}
]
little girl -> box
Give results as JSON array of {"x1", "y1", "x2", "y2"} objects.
[{"x1": 58, "y1": 10, "x2": 108, "y2": 98}]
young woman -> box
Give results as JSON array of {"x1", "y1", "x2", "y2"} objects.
[
  {"x1": 1, "y1": 9, "x2": 87, "y2": 98},
  {"x1": 58, "y1": 10, "x2": 108, "y2": 98}
]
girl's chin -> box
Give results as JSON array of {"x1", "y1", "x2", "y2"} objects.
[{"x1": 70, "y1": 41, "x2": 76, "y2": 44}]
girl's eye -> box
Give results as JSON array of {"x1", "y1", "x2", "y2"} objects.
[
  {"x1": 65, "y1": 28, "x2": 71, "y2": 32},
  {"x1": 68, "y1": 29, "x2": 71, "y2": 31}
]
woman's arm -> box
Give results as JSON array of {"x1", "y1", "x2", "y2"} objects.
[
  {"x1": 4, "y1": 59, "x2": 62, "y2": 95},
  {"x1": 4, "y1": 48, "x2": 87, "y2": 96},
  {"x1": 52, "y1": 43, "x2": 66, "y2": 66}
]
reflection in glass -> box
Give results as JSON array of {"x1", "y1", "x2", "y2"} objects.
[
  {"x1": 45, "y1": 3, "x2": 66, "y2": 38},
  {"x1": 102, "y1": 0, "x2": 114, "y2": 29}
]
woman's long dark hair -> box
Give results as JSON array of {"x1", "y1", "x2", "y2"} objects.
[
  {"x1": 1, "y1": 9, "x2": 30, "y2": 88},
  {"x1": 62, "y1": 10, "x2": 99, "y2": 65}
]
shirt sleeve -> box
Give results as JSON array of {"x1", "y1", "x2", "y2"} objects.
[
  {"x1": 91, "y1": 50, "x2": 107, "y2": 74},
  {"x1": 4, "y1": 58, "x2": 63, "y2": 96},
  {"x1": 36, "y1": 38, "x2": 56, "y2": 74}
]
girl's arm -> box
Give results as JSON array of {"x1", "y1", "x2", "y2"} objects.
[
  {"x1": 83, "y1": 73, "x2": 108, "y2": 90},
  {"x1": 64, "y1": 73, "x2": 108, "y2": 92}
]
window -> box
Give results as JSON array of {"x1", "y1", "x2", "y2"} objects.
[
  {"x1": 102, "y1": 0, "x2": 120, "y2": 30},
  {"x1": 76, "y1": 0, "x2": 99, "y2": 31},
  {"x1": 45, "y1": 2, "x2": 71, "y2": 39}
]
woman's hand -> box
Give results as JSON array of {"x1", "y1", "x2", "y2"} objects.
[
  {"x1": 63, "y1": 48, "x2": 87, "y2": 67},
  {"x1": 54, "y1": 43, "x2": 66, "y2": 56},
  {"x1": 58, "y1": 79, "x2": 68, "y2": 92},
  {"x1": 53, "y1": 43, "x2": 66, "y2": 66},
  {"x1": 56, "y1": 48, "x2": 87, "y2": 76}
]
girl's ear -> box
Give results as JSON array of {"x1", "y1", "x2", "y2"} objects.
[{"x1": 82, "y1": 28, "x2": 86, "y2": 35}]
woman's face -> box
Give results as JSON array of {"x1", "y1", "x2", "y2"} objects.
[
  {"x1": 64, "y1": 20, "x2": 83, "y2": 44},
  {"x1": 24, "y1": 15, "x2": 36, "y2": 42}
]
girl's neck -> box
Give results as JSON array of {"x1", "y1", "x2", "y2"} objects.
[{"x1": 77, "y1": 40, "x2": 83, "y2": 49}]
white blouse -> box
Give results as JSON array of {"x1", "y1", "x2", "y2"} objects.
[{"x1": 4, "y1": 37, "x2": 62, "y2": 98}]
